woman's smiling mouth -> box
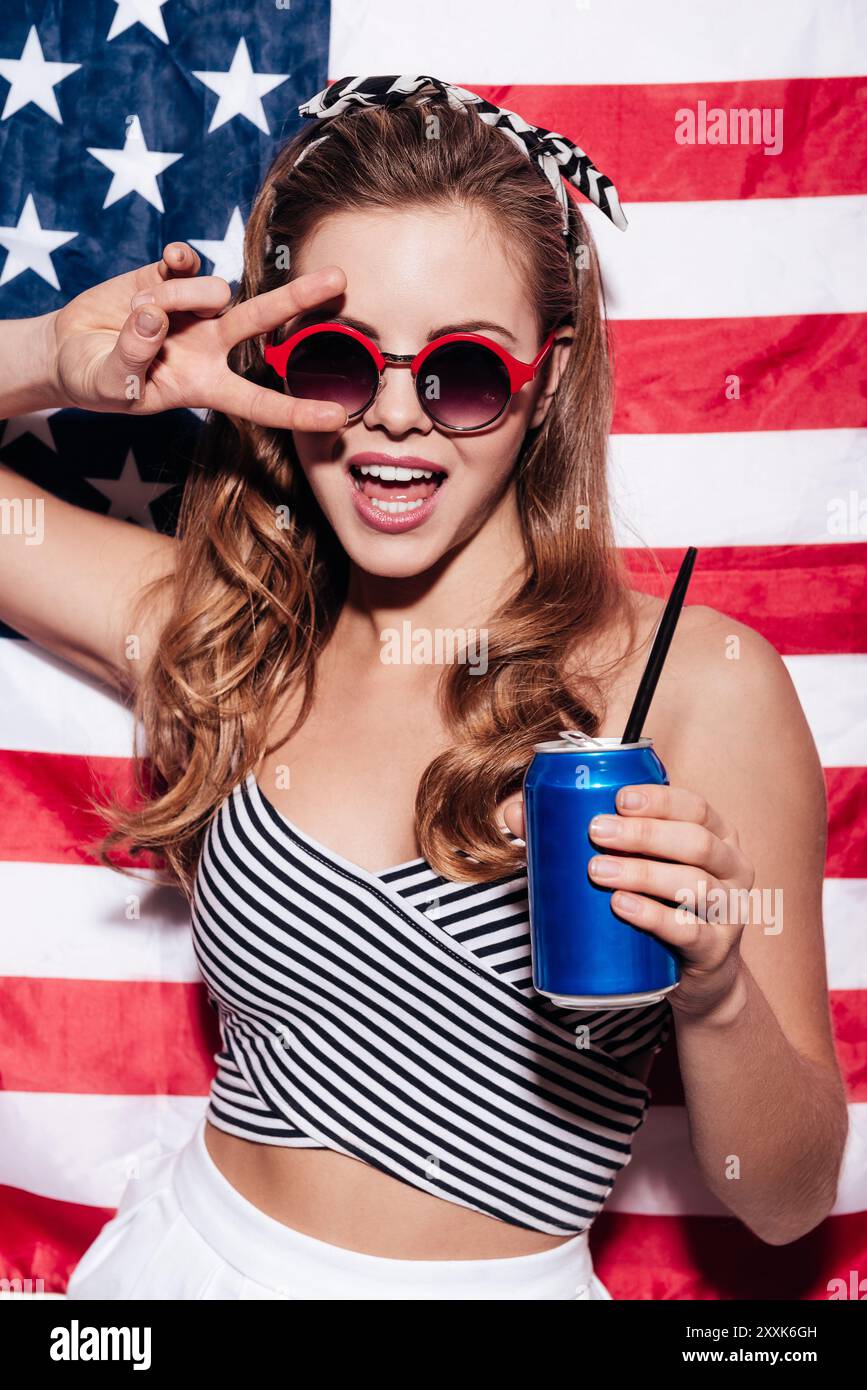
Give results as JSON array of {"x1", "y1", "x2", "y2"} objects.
[{"x1": 346, "y1": 454, "x2": 448, "y2": 533}]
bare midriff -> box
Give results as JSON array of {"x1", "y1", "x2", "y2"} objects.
[
  {"x1": 203, "y1": 1120, "x2": 573, "y2": 1258},
  {"x1": 202, "y1": 1030, "x2": 655, "y2": 1260}
]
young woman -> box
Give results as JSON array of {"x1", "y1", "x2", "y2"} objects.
[{"x1": 1, "y1": 76, "x2": 847, "y2": 1301}]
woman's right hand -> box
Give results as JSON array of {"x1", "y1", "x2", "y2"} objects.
[{"x1": 48, "y1": 242, "x2": 348, "y2": 431}]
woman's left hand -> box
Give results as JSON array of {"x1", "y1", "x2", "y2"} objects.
[{"x1": 502, "y1": 784, "x2": 756, "y2": 1022}]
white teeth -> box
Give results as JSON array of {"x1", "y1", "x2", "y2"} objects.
[
  {"x1": 370, "y1": 498, "x2": 425, "y2": 514},
  {"x1": 356, "y1": 464, "x2": 437, "y2": 480}
]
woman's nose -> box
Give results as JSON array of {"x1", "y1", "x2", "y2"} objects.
[{"x1": 362, "y1": 364, "x2": 432, "y2": 434}]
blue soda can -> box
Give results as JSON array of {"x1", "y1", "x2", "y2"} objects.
[{"x1": 523, "y1": 732, "x2": 681, "y2": 1009}]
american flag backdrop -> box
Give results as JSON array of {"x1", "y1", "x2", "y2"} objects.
[{"x1": 0, "y1": 0, "x2": 865, "y2": 1301}]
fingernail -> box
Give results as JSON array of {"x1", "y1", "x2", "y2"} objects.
[
  {"x1": 136, "y1": 309, "x2": 162, "y2": 337},
  {"x1": 131, "y1": 291, "x2": 155, "y2": 310},
  {"x1": 618, "y1": 790, "x2": 646, "y2": 809},
  {"x1": 589, "y1": 814, "x2": 620, "y2": 838},
  {"x1": 613, "y1": 892, "x2": 643, "y2": 913},
  {"x1": 589, "y1": 856, "x2": 621, "y2": 880}
]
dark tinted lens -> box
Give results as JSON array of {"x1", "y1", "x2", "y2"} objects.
[
  {"x1": 418, "y1": 341, "x2": 510, "y2": 428},
  {"x1": 284, "y1": 332, "x2": 378, "y2": 415}
]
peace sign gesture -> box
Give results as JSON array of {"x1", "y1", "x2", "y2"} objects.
[{"x1": 48, "y1": 241, "x2": 348, "y2": 431}]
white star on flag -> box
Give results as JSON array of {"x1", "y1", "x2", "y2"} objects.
[
  {"x1": 1, "y1": 409, "x2": 63, "y2": 452},
  {"x1": 87, "y1": 115, "x2": 182, "y2": 212},
  {"x1": 107, "y1": 0, "x2": 171, "y2": 44},
  {"x1": 190, "y1": 206, "x2": 246, "y2": 284},
  {"x1": 85, "y1": 450, "x2": 175, "y2": 529},
  {"x1": 0, "y1": 194, "x2": 77, "y2": 289},
  {"x1": 192, "y1": 37, "x2": 289, "y2": 134},
  {"x1": 0, "y1": 25, "x2": 80, "y2": 123}
]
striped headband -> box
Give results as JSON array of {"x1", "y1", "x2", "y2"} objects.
[{"x1": 295, "y1": 75, "x2": 628, "y2": 268}]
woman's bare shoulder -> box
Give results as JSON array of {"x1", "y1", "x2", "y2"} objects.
[
  {"x1": 615, "y1": 591, "x2": 783, "y2": 671},
  {"x1": 622, "y1": 596, "x2": 823, "y2": 837},
  {"x1": 638, "y1": 596, "x2": 796, "y2": 737},
  {"x1": 569, "y1": 589, "x2": 798, "y2": 746},
  {"x1": 656, "y1": 599, "x2": 794, "y2": 712}
]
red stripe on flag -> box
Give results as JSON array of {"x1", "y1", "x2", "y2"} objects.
[
  {"x1": 0, "y1": 978, "x2": 219, "y2": 1094},
  {"x1": 825, "y1": 768, "x2": 867, "y2": 878},
  {"x1": 610, "y1": 316, "x2": 866, "y2": 434},
  {"x1": 591, "y1": 1209, "x2": 867, "y2": 1300},
  {"x1": 829, "y1": 992, "x2": 867, "y2": 1099},
  {"x1": 0, "y1": 750, "x2": 159, "y2": 867},
  {"x1": 473, "y1": 78, "x2": 867, "y2": 203},
  {"x1": 0, "y1": 1183, "x2": 115, "y2": 1295},
  {"x1": 624, "y1": 546, "x2": 867, "y2": 656}
]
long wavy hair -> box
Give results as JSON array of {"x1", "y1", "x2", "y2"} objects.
[{"x1": 94, "y1": 86, "x2": 648, "y2": 896}]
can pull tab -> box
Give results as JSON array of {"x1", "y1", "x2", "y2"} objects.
[{"x1": 558, "y1": 730, "x2": 605, "y2": 749}]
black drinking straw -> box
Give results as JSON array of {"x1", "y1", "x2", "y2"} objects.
[{"x1": 621, "y1": 546, "x2": 698, "y2": 744}]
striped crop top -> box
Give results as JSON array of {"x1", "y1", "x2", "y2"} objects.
[{"x1": 191, "y1": 771, "x2": 672, "y2": 1237}]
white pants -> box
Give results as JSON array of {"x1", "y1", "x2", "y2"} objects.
[{"x1": 66, "y1": 1116, "x2": 613, "y2": 1301}]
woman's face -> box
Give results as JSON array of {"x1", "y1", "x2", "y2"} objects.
[{"x1": 286, "y1": 205, "x2": 571, "y2": 579}]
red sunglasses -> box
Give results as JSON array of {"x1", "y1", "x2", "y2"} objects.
[{"x1": 264, "y1": 322, "x2": 556, "y2": 432}]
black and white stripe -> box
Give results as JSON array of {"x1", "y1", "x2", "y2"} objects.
[{"x1": 191, "y1": 773, "x2": 671, "y2": 1236}]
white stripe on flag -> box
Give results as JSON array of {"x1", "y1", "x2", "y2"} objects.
[
  {"x1": 610, "y1": 429, "x2": 867, "y2": 549},
  {"x1": 0, "y1": 1092, "x2": 206, "y2": 1208},
  {"x1": 593, "y1": 197, "x2": 866, "y2": 319},
  {"x1": 824, "y1": 880, "x2": 867, "y2": 990},
  {"x1": 329, "y1": 0, "x2": 867, "y2": 83},
  {"x1": 783, "y1": 654, "x2": 867, "y2": 767},
  {"x1": 0, "y1": 862, "x2": 198, "y2": 981},
  {"x1": 0, "y1": 639, "x2": 135, "y2": 755}
]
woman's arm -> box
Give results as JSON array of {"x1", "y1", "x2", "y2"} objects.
[
  {"x1": 588, "y1": 609, "x2": 849, "y2": 1245},
  {"x1": 670, "y1": 956, "x2": 846, "y2": 1246},
  {"x1": 504, "y1": 606, "x2": 849, "y2": 1245},
  {"x1": 0, "y1": 312, "x2": 62, "y2": 416},
  {"x1": 0, "y1": 459, "x2": 176, "y2": 692}
]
